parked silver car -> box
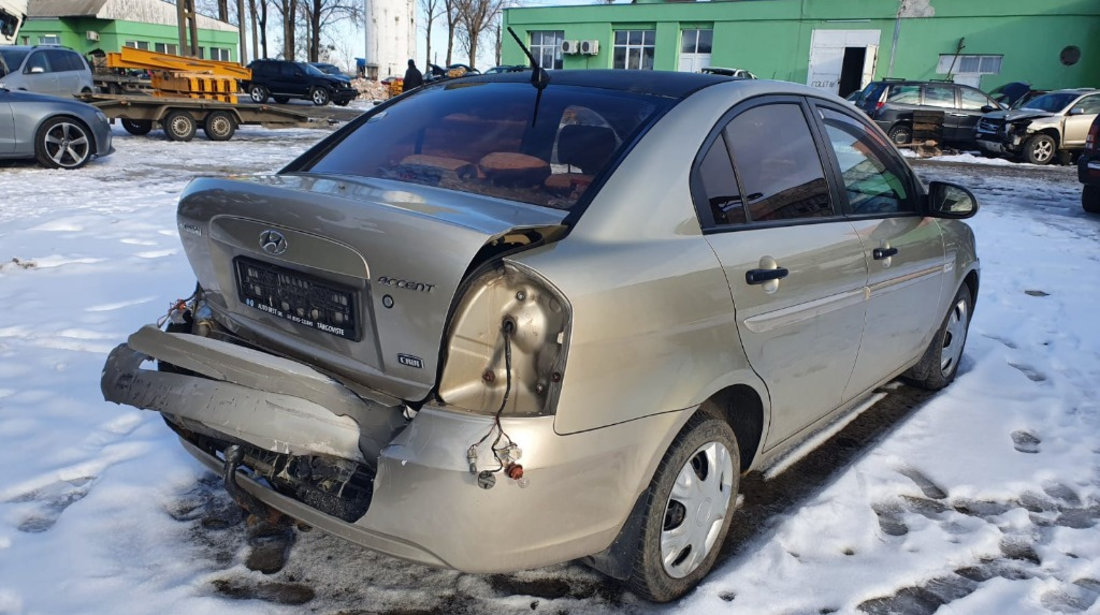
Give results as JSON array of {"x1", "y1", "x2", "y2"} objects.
[
  {"x1": 976, "y1": 88, "x2": 1100, "y2": 164},
  {"x1": 102, "y1": 71, "x2": 979, "y2": 601},
  {"x1": 0, "y1": 45, "x2": 95, "y2": 98},
  {"x1": 0, "y1": 88, "x2": 113, "y2": 168}
]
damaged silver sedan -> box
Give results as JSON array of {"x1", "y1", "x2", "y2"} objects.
[{"x1": 102, "y1": 70, "x2": 979, "y2": 601}]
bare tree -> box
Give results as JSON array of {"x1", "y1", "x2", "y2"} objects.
[
  {"x1": 299, "y1": 0, "x2": 361, "y2": 62},
  {"x1": 217, "y1": 0, "x2": 229, "y2": 20},
  {"x1": 273, "y1": 0, "x2": 297, "y2": 59},
  {"x1": 249, "y1": 0, "x2": 269, "y2": 58},
  {"x1": 455, "y1": 0, "x2": 503, "y2": 69},
  {"x1": 419, "y1": 0, "x2": 442, "y2": 68},
  {"x1": 443, "y1": 0, "x2": 457, "y2": 65}
]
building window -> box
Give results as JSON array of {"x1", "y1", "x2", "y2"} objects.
[
  {"x1": 124, "y1": 40, "x2": 150, "y2": 50},
  {"x1": 528, "y1": 31, "x2": 563, "y2": 70},
  {"x1": 209, "y1": 47, "x2": 230, "y2": 61},
  {"x1": 39, "y1": 34, "x2": 60, "y2": 45},
  {"x1": 613, "y1": 29, "x2": 655, "y2": 70},
  {"x1": 197, "y1": 47, "x2": 205, "y2": 59},
  {"x1": 154, "y1": 42, "x2": 179, "y2": 55},
  {"x1": 678, "y1": 28, "x2": 712, "y2": 72},
  {"x1": 937, "y1": 54, "x2": 1001, "y2": 75}
]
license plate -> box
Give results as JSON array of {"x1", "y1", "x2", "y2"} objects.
[{"x1": 235, "y1": 257, "x2": 360, "y2": 341}]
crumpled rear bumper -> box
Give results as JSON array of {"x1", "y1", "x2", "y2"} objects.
[{"x1": 101, "y1": 325, "x2": 688, "y2": 572}]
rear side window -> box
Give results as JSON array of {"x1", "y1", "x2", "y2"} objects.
[
  {"x1": 887, "y1": 84, "x2": 920, "y2": 104},
  {"x1": 723, "y1": 103, "x2": 833, "y2": 223},
  {"x1": 46, "y1": 50, "x2": 83, "y2": 72},
  {"x1": 697, "y1": 135, "x2": 745, "y2": 225},
  {"x1": 923, "y1": 85, "x2": 955, "y2": 108}
]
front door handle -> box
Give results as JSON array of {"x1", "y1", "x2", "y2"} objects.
[
  {"x1": 873, "y1": 247, "x2": 899, "y2": 260},
  {"x1": 745, "y1": 267, "x2": 789, "y2": 285}
]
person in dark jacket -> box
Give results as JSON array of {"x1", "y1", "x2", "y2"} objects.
[{"x1": 403, "y1": 60, "x2": 423, "y2": 90}]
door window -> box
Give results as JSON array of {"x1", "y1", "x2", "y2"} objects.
[
  {"x1": 723, "y1": 103, "x2": 833, "y2": 223},
  {"x1": 46, "y1": 50, "x2": 81, "y2": 72},
  {"x1": 696, "y1": 134, "x2": 745, "y2": 225},
  {"x1": 1074, "y1": 95, "x2": 1100, "y2": 114},
  {"x1": 959, "y1": 87, "x2": 994, "y2": 110},
  {"x1": 886, "y1": 84, "x2": 919, "y2": 104},
  {"x1": 819, "y1": 107, "x2": 913, "y2": 215},
  {"x1": 24, "y1": 51, "x2": 49, "y2": 73},
  {"x1": 922, "y1": 85, "x2": 955, "y2": 108}
]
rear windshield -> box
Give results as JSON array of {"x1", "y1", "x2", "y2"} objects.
[
  {"x1": 301, "y1": 80, "x2": 671, "y2": 210},
  {"x1": 0, "y1": 48, "x2": 28, "y2": 77}
]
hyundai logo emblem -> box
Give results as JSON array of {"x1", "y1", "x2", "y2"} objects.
[{"x1": 259, "y1": 230, "x2": 288, "y2": 255}]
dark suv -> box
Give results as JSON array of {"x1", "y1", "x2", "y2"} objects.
[
  {"x1": 856, "y1": 79, "x2": 1002, "y2": 146},
  {"x1": 1079, "y1": 115, "x2": 1100, "y2": 213},
  {"x1": 244, "y1": 59, "x2": 358, "y2": 106}
]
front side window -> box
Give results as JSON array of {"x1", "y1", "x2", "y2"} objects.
[
  {"x1": 24, "y1": 50, "x2": 49, "y2": 73},
  {"x1": 923, "y1": 85, "x2": 955, "y2": 108},
  {"x1": 301, "y1": 82, "x2": 671, "y2": 211},
  {"x1": 959, "y1": 87, "x2": 994, "y2": 110},
  {"x1": 820, "y1": 108, "x2": 912, "y2": 216},
  {"x1": 613, "y1": 29, "x2": 655, "y2": 70},
  {"x1": 723, "y1": 103, "x2": 833, "y2": 222},
  {"x1": 529, "y1": 31, "x2": 563, "y2": 70},
  {"x1": 1073, "y1": 95, "x2": 1100, "y2": 114}
]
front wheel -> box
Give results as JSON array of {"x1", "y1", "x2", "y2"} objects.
[
  {"x1": 309, "y1": 86, "x2": 330, "y2": 106},
  {"x1": 34, "y1": 117, "x2": 94, "y2": 169},
  {"x1": 628, "y1": 412, "x2": 739, "y2": 603},
  {"x1": 1023, "y1": 133, "x2": 1056, "y2": 165},
  {"x1": 904, "y1": 284, "x2": 972, "y2": 390}
]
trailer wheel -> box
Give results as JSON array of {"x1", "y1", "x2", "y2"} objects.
[
  {"x1": 121, "y1": 118, "x2": 153, "y2": 136},
  {"x1": 203, "y1": 111, "x2": 237, "y2": 141},
  {"x1": 163, "y1": 111, "x2": 196, "y2": 142}
]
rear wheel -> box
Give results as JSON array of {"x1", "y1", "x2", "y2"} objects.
[
  {"x1": 309, "y1": 86, "x2": 330, "y2": 106},
  {"x1": 202, "y1": 111, "x2": 236, "y2": 141},
  {"x1": 249, "y1": 84, "x2": 269, "y2": 104},
  {"x1": 34, "y1": 117, "x2": 94, "y2": 169},
  {"x1": 904, "y1": 284, "x2": 972, "y2": 390},
  {"x1": 121, "y1": 118, "x2": 153, "y2": 135},
  {"x1": 163, "y1": 110, "x2": 196, "y2": 142},
  {"x1": 1023, "y1": 133, "x2": 1056, "y2": 165},
  {"x1": 1083, "y1": 185, "x2": 1100, "y2": 214},
  {"x1": 888, "y1": 123, "x2": 912, "y2": 145},
  {"x1": 628, "y1": 412, "x2": 739, "y2": 603}
]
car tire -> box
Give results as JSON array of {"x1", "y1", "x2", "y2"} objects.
[
  {"x1": 163, "y1": 110, "x2": 196, "y2": 142},
  {"x1": 903, "y1": 284, "x2": 972, "y2": 390},
  {"x1": 121, "y1": 118, "x2": 153, "y2": 135},
  {"x1": 202, "y1": 111, "x2": 236, "y2": 141},
  {"x1": 310, "y1": 87, "x2": 330, "y2": 106},
  {"x1": 1023, "y1": 133, "x2": 1056, "y2": 165},
  {"x1": 888, "y1": 124, "x2": 912, "y2": 146},
  {"x1": 34, "y1": 117, "x2": 94, "y2": 170},
  {"x1": 249, "y1": 84, "x2": 269, "y2": 104},
  {"x1": 273, "y1": 96, "x2": 290, "y2": 104},
  {"x1": 1083, "y1": 185, "x2": 1100, "y2": 214},
  {"x1": 628, "y1": 410, "x2": 739, "y2": 603}
]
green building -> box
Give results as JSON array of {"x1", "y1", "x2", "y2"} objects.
[
  {"x1": 21, "y1": 0, "x2": 239, "y2": 62},
  {"x1": 502, "y1": 0, "x2": 1099, "y2": 96}
]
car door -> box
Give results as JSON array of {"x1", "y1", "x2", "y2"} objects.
[
  {"x1": 1063, "y1": 94, "x2": 1100, "y2": 148},
  {"x1": 693, "y1": 97, "x2": 869, "y2": 448},
  {"x1": 45, "y1": 49, "x2": 78, "y2": 95},
  {"x1": 921, "y1": 83, "x2": 958, "y2": 140},
  {"x1": 21, "y1": 50, "x2": 60, "y2": 95},
  {"x1": 810, "y1": 102, "x2": 946, "y2": 399},
  {"x1": 956, "y1": 86, "x2": 998, "y2": 144},
  {"x1": 0, "y1": 93, "x2": 13, "y2": 153}
]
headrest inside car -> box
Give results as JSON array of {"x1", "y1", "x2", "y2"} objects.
[{"x1": 557, "y1": 125, "x2": 616, "y2": 174}]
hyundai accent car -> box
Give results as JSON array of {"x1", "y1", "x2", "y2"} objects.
[
  {"x1": 1, "y1": 87, "x2": 113, "y2": 168},
  {"x1": 101, "y1": 70, "x2": 979, "y2": 602}
]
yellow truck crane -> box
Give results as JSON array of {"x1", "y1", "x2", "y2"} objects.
[{"x1": 85, "y1": 47, "x2": 320, "y2": 141}]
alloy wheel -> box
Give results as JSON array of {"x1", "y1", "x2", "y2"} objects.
[{"x1": 43, "y1": 121, "x2": 91, "y2": 168}]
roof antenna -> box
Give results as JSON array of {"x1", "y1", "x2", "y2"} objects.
[{"x1": 507, "y1": 26, "x2": 549, "y2": 126}]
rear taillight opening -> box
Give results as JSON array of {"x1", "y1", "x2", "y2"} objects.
[{"x1": 1087, "y1": 121, "x2": 1099, "y2": 150}]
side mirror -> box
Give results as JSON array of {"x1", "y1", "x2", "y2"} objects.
[
  {"x1": 980, "y1": 105, "x2": 995, "y2": 113},
  {"x1": 28, "y1": 66, "x2": 45, "y2": 74},
  {"x1": 1067, "y1": 107, "x2": 1086, "y2": 116},
  {"x1": 928, "y1": 181, "x2": 978, "y2": 219}
]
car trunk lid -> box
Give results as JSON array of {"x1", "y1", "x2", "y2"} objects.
[{"x1": 176, "y1": 173, "x2": 567, "y2": 403}]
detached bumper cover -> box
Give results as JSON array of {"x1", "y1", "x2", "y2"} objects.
[{"x1": 101, "y1": 325, "x2": 689, "y2": 572}]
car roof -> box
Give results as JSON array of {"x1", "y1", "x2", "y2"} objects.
[{"x1": 450, "y1": 69, "x2": 740, "y2": 99}]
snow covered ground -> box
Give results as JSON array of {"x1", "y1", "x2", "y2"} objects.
[{"x1": 0, "y1": 124, "x2": 1097, "y2": 615}]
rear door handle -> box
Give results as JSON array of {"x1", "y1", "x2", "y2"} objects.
[
  {"x1": 745, "y1": 267, "x2": 789, "y2": 284},
  {"x1": 873, "y1": 247, "x2": 899, "y2": 260}
]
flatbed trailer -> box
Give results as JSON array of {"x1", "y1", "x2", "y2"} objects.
[{"x1": 82, "y1": 94, "x2": 324, "y2": 141}]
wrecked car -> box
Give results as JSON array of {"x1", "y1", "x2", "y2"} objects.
[
  {"x1": 102, "y1": 70, "x2": 980, "y2": 602},
  {"x1": 975, "y1": 88, "x2": 1100, "y2": 164}
]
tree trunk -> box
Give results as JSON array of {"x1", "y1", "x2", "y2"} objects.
[
  {"x1": 425, "y1": 18, "x2": 432, "y2": 68},
  {"x1": 310, "y1": 0, "x2": 321, "y2": 61},
  {"x1": 218, "y1": 0, "x2": 229, "y2": 21},
  {"x1": 282, "y1": 0, "x2": 296, "y2": 60},
  {"x1": 258, "y1": 0, "x2": 269, "y2": 58},
  {"x1": 249, "y1": 0, "x2": 259, "y2": 60}
]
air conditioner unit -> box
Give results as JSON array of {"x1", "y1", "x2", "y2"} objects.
[
  {"x1": 561, "y1": 40, "x2": 580, "y2": 55},
  {"x1": 86, "y1": 30, "x2": 100, "y2": 42},
  {"x1": 580, "y1": 39, "x2": 599, "y2": 55}
]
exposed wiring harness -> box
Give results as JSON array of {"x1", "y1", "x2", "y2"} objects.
[{"x1": 467, "y1": 319, "x2": 526, "y2": 489}]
